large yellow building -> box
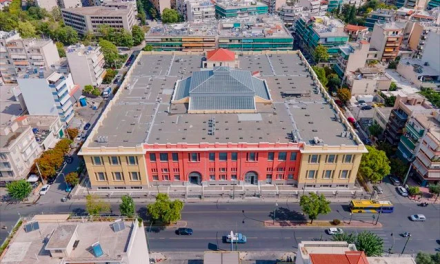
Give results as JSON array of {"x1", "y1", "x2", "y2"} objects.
[{"x1": 79, "y1": 49, "x2": 367, "y2": 191}]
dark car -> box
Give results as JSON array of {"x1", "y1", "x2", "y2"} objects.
[
  {"x1": 361, "y1": 105, "x2": 373, "y2": 110},
  {"x1": 176, "y1": 228, "x2": 193, "y2": 235},
  {"x1": 47, "y1": 177, "x2": 56, "y2": 185},
  {"x1": 389, "y1": 176, "x2": 401, "y2": 186},
  {"x1": 84, "y1": 123, "x2": 91, "y2": 130}
]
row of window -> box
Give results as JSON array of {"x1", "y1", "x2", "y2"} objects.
[
  {"x1": 306, "y1": 170, "x2": 351, "y2": 179},
  {"x1": 95, "y1": 171, "x2": 140, "y2": 182},
  {"x1": 98, "y1": 186, "x2": 143, "y2": 190},
  {"x1": 92, "y1": 156, "x2": 138, "y2": 166},
  {"x1": 150, "y1": 152, "x2": 298, "y2": 162},
  {"x1": 150, "y1": 174, "x2": 296, "y2": 181},
  {"x1": 308, "y1": 154, "x2": 354, "y2": 164}
]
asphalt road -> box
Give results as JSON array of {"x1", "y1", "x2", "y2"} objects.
[{"x1": 1, "y1": 200, "x2": 438, "y2": 254}]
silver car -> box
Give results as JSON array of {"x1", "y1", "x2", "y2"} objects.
[{"x1": 410, "y1": 214, "x2": 426, "y2": 222}]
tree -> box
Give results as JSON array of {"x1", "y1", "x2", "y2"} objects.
[
  {"x1": 337, "y1": 88, "x2": 351, "y2": 104},
  {"x1": 54, "y1": 26, "x2": 78, "y2": 45},
  {"x1": 143, "y1": 44, "x2": 153, "y2": 51},
  {"x1": 82, "y1": 31, "x2": 94, "y2": 46},
  {"x1": 313, "y1": 45, "x2": 329, "y2": 63},
  {"x1": 147, "y1": 193, "x2": 184, "y2": 224},
  {"x1": 428, "y1": 184, "x2": 440, "y2": 202},
  {"x1": 51, "y1": 7, "x2": 62, "y2": 21},
  {"x1": 149, "y1": 7, "x2": 157, "y2": 19},
  {"x1": 18, "y1": 21, "x2": 36, "y2": 38},
  {"x1": 6, "y1": 180, "x2": 32, "y2": 201},
  {"x1": 356, "y1": 231, "x2": 384, "y2": 256},
  {"x1": 384, "y1": 95, "x2": 396, "y2": 107},
  {"x1": 117, "y1": 30, "x2": 134, "y2": 47},
  {"x1": 299, "y1": 193, "x2": 331, "y2": 224},
  {"x1": 65, "y1": 172, "x2": 79, "y2": 186},
  {"x1": 416, "y1": 252, "x2": 436, "y2": 264},
  {"x1": 27, "y1": 6, "x2": 48, "y2": 20},
  {"x1": 360, "y1": 146, "x2": 391, "y2": 183},
  {"x1": 408, "y1": 186, "x2": 421, "y2": 197},
  {"x1": 54, "y1": 138, "x2": 72, "y2": 154},
  {"x1": 368, "y1": 123, "x2": 383, "y2": 138},
  {"x1": 56, "y1": 42, "x2": 66, "y2": 57},
  {"x1": 312, "y1": 66, "x2": 328, "y2": 87},
  {"x1": 162, "y1": 8, "x2": 180, "y2": 23},
  {"x1": 388, "y1": 60, "x2": 398, "y2": 69},
  {"x1": 332, "y1": 233, "x2": 357, "y2": 244},
  {"x1": 377, "y1": 141, "x2": 396, "y2": 157},
  {"x1": 389, "y1": 158, "x2": 408, "y2": 179},
  {"x1": 84, "y1": 84, "x2": 94, "y2": 93},
  {"x1": 420, "y1": 88, "x2": 440, "y2": 108},
  {"x1": 367, "y1": 60, "x2": 379, "y2": 67},
  {"x1": 66, "y1": 128, "x2": 79, "y2": 140},
  {"x1": 99, "y1": 39, "x2": 119, "y2": 68},
  {"x1": 0, "y1": 12, "x2": 18, "y2": 31},
  {"x1": 103, "y1": 69, "x2": 117, "y2": 84},
  {"x1": 327, "y1": 74, "x2": 341, "y2": 92},
  {"x1": 8, "y1": 0, "x2": 21, "y2": 15},
  {"x1": 92, "y1": 88, "x2": 101, "y2": 96},
  {"x1": 132, "y1": 25, "x2": 144, "y2": 46},
  {"x1": 389, "y1": 82, "x2": 397, "y2": 91},
  {"x1": 120, "y1": 195, "x2": 135, "y2": 218},
  {"x1": 86, "y1": 194, "x2": 111, "y2": 216}
]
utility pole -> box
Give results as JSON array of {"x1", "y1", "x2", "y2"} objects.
[
  {"x1": 375, "y1": 206, "x2": 382, "y2": 225},
  {"x1": 35, "y1": 162, "x2": 44, "y2": 184},
  {"x1": 403, "y1": 163, "x2": 413, "y2": 185},
  {"x1": 401, "y1": 233, "x2": 411, "y2": 255},
  {"x1": 273, "y1": 202, "x2": 278, "y2": 224},
  {"x1": 349, "y1": 213, "x2": 353, "y2": 224},
  {"x1": 388, "y1": 233, "x2": 394, "y2": 254}
]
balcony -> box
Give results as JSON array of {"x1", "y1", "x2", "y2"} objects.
[
  {"x1": 400, "y1": 135, "x2": 416, "y2": 150},
  {"x1": 406, "y1": 123, "x2": 424, "y2": 138},
  {"x1": 392, "y1": 109, "x2": 408, "y2": 121}
]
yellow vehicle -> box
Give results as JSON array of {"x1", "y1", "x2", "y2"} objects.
[{"x1": 350, "y1": 200, "x2": 394, "y2": 213}]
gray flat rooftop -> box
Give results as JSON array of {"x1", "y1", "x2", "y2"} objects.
[
  {"x1": 1, "y1": 221, "x2": 134, "y2": 264},
  {"x1": 0, "y1": 86, "x2": 23, "y2": 128},
  {"x1": 88, "y1": 52, "x2": 357, "y2": 147}
]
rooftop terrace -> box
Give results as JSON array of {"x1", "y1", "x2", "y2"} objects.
[
  {"x1": 146, "y1": 15, "x2": 292, "y2": 39},
  {"x1": 216, "y1": 0, "x2": 267, "y2": 9},
  {"x1": 299, "y1": 14, "x2": 347, "y2": 37},
  {"x1": 84, "y1": 50, "x2": 361, "y2": 148}
]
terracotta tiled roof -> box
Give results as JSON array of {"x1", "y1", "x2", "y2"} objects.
[
  {"x1": 345, "y1": 24, "x2": 368, "y2": 32},
  {"x1": 206, "y1": 48, "x2": 235, "y2": 62},
  {"x1": 310, "y1": 251, "x2": 369, "y2": 264},
  {"x1": 360, "y1": 40, "x2": 369, "y2": 44},
  {"x1": 15, "y1": 116, "x2": 27, "y2": 122},
  {"x1": 69, "y1": 84, "x2": 80, "y2": 96}
]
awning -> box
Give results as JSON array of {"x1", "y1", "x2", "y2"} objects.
[{"x1": 27, "y1": 174, "x2": 39, "y2": 183}]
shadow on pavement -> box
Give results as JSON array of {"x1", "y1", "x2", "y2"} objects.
[
  {"x1": 269, "y1": 207, "x2": 307, "y2": 222},
  {"x1": 72, "y1": 207, "x2": 87, "y2": 216}
]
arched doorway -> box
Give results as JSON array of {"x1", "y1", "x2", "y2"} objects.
[
  {"x1": 245, "y1": 171, "x2": 258, "y2": 185},
  {"x1": 188, "y1": 172, "x2": 202, "y2": 185}
]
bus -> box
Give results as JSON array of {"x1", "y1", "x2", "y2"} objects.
[{"x1": 349, "y1": 200, "x2": 394, "y2": 213}]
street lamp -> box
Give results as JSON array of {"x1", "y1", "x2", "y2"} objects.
[
  {"x1": 388, "y1": 233, "x2": 395, "y2": 254},
  {"x1": 401, "y1": 233, "x2": 411, "y2": 255},
  {"x1": 273, "y1": 202, "x2": 278, "y2": 225},
  {"x1": 349, "y1": 213, "x2": 353, "y2": 224},
  {"x1": 302, "y1": 186, "x2": 305, "y2": 196}
]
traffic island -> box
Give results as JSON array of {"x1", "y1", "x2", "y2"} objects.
[{"x1": 264, "y1": 220, "x2": 382, "y2": 228}]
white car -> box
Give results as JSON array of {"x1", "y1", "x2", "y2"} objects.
[
  {"x1": 410, "y1": 214, "x2": 426, "y2": 222},
  {"x1": 396, "y1": 186, "x2": 408, "y2": 197},
  {"x1": 39, "y1": 184, "x2": 50, "y2": 195},
  {"x1": 326, "y1": 228, "x2": 344, "y2": 235}
]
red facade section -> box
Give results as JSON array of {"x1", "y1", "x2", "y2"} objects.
[{"x1": 144, "y1": 142, "x2": 302, "y2": 185}]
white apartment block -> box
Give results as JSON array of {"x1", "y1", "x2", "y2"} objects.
[
  {"x1": 0, "y1": 31, "x2": 60, "y2": 84},
  {"x1": 186, "y1": 0, "x2": 215, "y2": 22},
  {"x1": 298, "y1": 0, "x2": 328, "y2": 16},
  {"x1": 261, "y1": 0, "x2": 286, "y2": 13},
  {"x1": 17, "y1": 70, "x2": 75, "y2": 124},
  {"x1": 59, "y1": 0, "x2": 83, "y2": 8},
  {"x1": 35, "y1": 0, "x2": 58, "y2": 11},
  {"x1": 61, "y1": 2, "x2": 137, "y2": 35},
  {"x1": 66, "y1": 44, "x2": 106, "y2": 88},
  {"x1": 152, "y1": 0, "x2": 172, "y2": 14}
]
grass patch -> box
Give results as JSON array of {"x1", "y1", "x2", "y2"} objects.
[{"x1": 0, "y1": 220, "x2": 22, "y2": 256}]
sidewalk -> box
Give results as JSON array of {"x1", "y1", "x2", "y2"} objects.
[{"x1": 264, "y1": 220, "x2": 382, "y2": 228}]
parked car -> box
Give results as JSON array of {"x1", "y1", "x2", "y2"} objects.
[
  {"x1": 373, "y1": 185, "x2": 383, "y2": 194},
  {"x1": 223, "y1": 233, "x2": 247, "y2": 243},
  {"x1": 361, "y1": 105, "x2": 373, "y2": 110},
  {"x1": 359, "y1": 103, "x2": 367, "y2": 107},
  {"x1": 176, "y1": 228, "x2": 193, "y2": 235},
  {"x1": 397, "y1": 186, "x2": 408, "y2": 197},
  {"x1": 389, "y1": 176, "x2": 401, "y2": 186},
  {"x1": 410, "y1": 214, "x2": 426, "y2": 222},
  {"x1": 39, "y1": 184, "x2": 50, "y2": 195},
  {"x1": 83, "y1": 123, "x2": 91, "y2": 130},
  {"x1": 326, "y1": 228, "x2": 344, "y2": 235}
]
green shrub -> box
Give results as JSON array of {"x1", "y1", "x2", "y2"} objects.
[{"x1": 332, "y1": 219, "x2": 341, "y2": 225}]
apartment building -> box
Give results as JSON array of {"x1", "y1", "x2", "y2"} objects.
[
  {"x1": 428, "y1": 0, "x2": 440, "y2": 9},
  {"x1": 370, "y1": 22, "x2": 405, "y2": 62},
  {"x1": 17, "y1": 70, "x2": 75, "y2": 124},
  {"x1": 59, "y1": 0, "x2": 83, "y2": 8},
  {"x1": 365, "y1": 9, "x2": 395, "y2": 31},
  {"x1": 395, "y1": 0, "x2": 429, "y2": 9},
  {"x1": 373, "y1": 107, "x2": 393, "y2": 132},
  {"x1": 295, "y1": 14, "x2": 349, "y2": 62},
  {"x1": 327, "y1": 0, "x2": 342, "y2": 11},
  {"x1": 1, "y1": 215, "x2": 149, "y2": 264},
  {"x1": 145, "y1": 15, "x2": 293, "y2": 52},
  {"x1": 397, "y1": 31, "x2": 440, "y2": 89},
  {"x1": 79, "y1": 49, "x2": 366, "y2": 191},
  {"x1": 412, "y1": 111, "x2": 440, "y2": 186},
  {"x1": 333, "y1": 40, "x2": 370, "y2": 79},
  {"x1": 35, "y1": 0, "x2": 58, "y2": 11},
  {"x1": 66, "y1": 44, "x2": 106, "y2": 88},
  {"x1": 346, "y1": 67, "x2": 392, "y2": 95},
  {"x1": 407, "y1": 22, "x2": 440, "y2": 58},
  {"x1": 215, "y1": 0, "x2": 268, "y2": 18},
  {"x1": 384, "y1": 94, "x2": 433, "y2": 146},
  {"x1": 344, "y1": 24, "x2": 368, "y2": 41},
  {"x1": 61, "y1": 2, "x2": 137, "y2": 35},
  {"x1": 278, "y1": 5, "x2": 305, "y2": 27},
  {"x1": 151, "y1": 0, "x2": 172, "y2": 14},
  {"x1": 0, "y1": 31, "x2": 60, "y2": 84},
  {"x1": 261, "y1": 0, "x2": 286, "y2": 13},
  {"x1": 186, "y1": 0, "x2": 215, "y2": 21}
]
